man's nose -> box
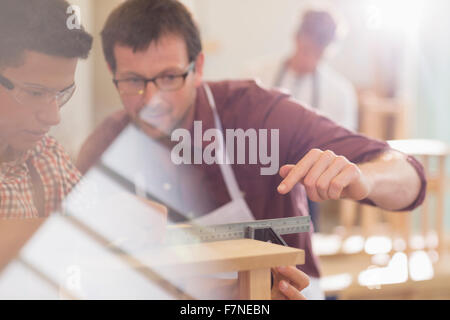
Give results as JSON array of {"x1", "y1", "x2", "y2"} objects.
[
  {"x1": 36, "y1": 99, "x2": 61, "y2": 127},
  {"x1": 142, "y1": 81, "x2": 159, "y2": 106}
]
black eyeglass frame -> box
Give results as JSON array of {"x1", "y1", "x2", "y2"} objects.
[
  {"x1": 0, "y1": 74, "x2": 15, "y2": 90},
  {"x1": 112, "y1": 61, "x2": 196, "y2": 94}
]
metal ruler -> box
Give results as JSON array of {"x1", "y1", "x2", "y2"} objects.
[{"x1": 165, "y1": 216, "x2": 310, "y2": 246}]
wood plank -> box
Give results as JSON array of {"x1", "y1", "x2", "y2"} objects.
[
  {"x1": 239, "y1": 268, "x2": 271, "y2": 300},
  {"x1": 422, "y1": 155, "x2": 430, "y2": 242},
  {"x1": 133, "y1": 239, "x2": 305, "y2": 277},
  {"x1": 437, "y1": 156, "x2": 446, "y2": 254}
]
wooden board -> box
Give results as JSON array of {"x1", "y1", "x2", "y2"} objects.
[
  {"x1": 239, "y1": 268, "x2": 271, "y2": 300},
  {"x1": 133, "y1": 239, "x2": 305, "y2": 277}
]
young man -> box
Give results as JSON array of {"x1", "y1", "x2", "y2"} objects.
[
  {"x1": 0, "y1": 0, "x2": 93, "y2": 217},
  {"x1": 0, "y1": 0, "x2": 92, "y2": 270},
  {"x1": 78, "y1": 0, "x2": 426, "y2": 299}
]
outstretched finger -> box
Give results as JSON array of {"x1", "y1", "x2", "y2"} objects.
[
  {"x1": 279, "y1": 165, "x2": 295, "y2": 179},
  {"x1": 278, "y1": 149, "x2": 322, "y2": 194}
]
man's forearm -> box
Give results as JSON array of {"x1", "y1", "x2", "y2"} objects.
[{"x1": 359, "y1": 150, "x2": 422, "y2": 211}]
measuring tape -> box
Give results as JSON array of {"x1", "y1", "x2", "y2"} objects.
[{"x1": 165, "y1": 216, "x2": 311, "y2": 246}]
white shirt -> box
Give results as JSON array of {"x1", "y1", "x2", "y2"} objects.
[{"x1": 243, "y1": 58, "x2": 358, "y2": 131}]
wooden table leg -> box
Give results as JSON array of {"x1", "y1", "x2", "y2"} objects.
[
  {"x1": 437, "y1": 156, "x2": 446, "y2": 255},
  {"x1": 422, "y1": 156, "x2": 430, "y2": 247},
  {"x1": 387, "y1": 211, "x2": 410, "y2": 253},
  {"x1": 401, "y1": 211, "x2": 411, "y2": 255},
  {"x1": 361, "y1": 205, "x2": 380, "y2": 238},
  {"x1": 339, "y1": 199, "x2": 358, "y2": 239},
  {"x1": 238, "y1": 268, "x2": 271, "y2": 300}
]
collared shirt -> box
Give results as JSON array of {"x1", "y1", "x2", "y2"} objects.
[
  {"x1": 77, "y1": 80, "x2": 427, "y2": 278},
  {"x1": 245, "y1": 58, "x2": 358, "y2": 131},
  {"x1": 0, "y1": 136, "x2": 81, "y2": 219},
  {"x1": 276, "y1": 64, "x2": 358, "y2": 131}
]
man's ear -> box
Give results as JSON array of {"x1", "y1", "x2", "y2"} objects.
[
  {"x1": 107, "y1": 63, "x2": 114, "y2": 76},
  {"x1": 193, "y1": 52, "x2": 205, "y2": 87}
]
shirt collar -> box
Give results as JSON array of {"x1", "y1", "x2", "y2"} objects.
[{"x1": 0, "y1": 136, "x2": 46, "y2": 172}]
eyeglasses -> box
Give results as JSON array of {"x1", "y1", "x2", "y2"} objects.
[
  {"x1": 113, "y1": 61, "x2": 195, "y2": 96},
  {"x1": 0, "y1": 74, "x2": 76, "y2": 108}
]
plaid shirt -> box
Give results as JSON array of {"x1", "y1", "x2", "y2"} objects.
[{"x1": 0, "y1": 136, "x2": 81, "y2": 219}]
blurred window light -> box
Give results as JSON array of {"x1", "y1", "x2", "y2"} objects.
[
  {"x1": 358, "y1": 265, "x2": 383, "y2": 289},
  {"x1": 371, "y1": 253, "x2": 390, "y2": 266},
  {"x1": 428, "y1": 250, "x2": 440, "y2": 264},
  {"x1": 311, "y1": 233, "x2": 342, "y2": 256},
  {"x1": 365, "y1": 0, "x2": 425, "y2": 37},
  {"x1": 320, "y1": 273, "x2": 353, "y2": 293},
  {"x1": 410, "y1": 235, "x2": 426, "y2": 250},
  {"x1": 383, "y1": 252, "x2": 409, "y2": 284},
  {"x1": 358, "y1": 252, "x2": 408, "y2": 287},
  {"x1": 398, "y1": 232, "x2": 438, "y2": 252},
  {"x1": 342, "y1": 235, "x2": 365, "y2": 254},
  {"x1": 393, "y1": 237, "x2": 407, "y2": 252},
  {"x1": 409, "y1": 251, "x2": 434, "y2": 281},
  {"x1": 364, "y1": 236, "x2": 392, "y2": 255},
  {"x1": 426, "y1": 231, "x2": 439, "y2": 249}
]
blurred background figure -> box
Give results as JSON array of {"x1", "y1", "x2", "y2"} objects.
[
  {"x1": 245, "y1": 7, "x2": 358, "y2": 233},
  {"x1": 246, "y1": 7, "x2": 358, "y2": 132}
]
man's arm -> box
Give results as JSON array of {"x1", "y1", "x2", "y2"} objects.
[
  {"x1": 277, "y1": 148, "x2": 423, "y2": 211},
  {"x1": 356, "y1": 150, "x2": 422, "y2": 210}
]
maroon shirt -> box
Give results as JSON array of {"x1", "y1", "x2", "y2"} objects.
[{"x1": 77, "y1": 80, "x2": 426, "y2": 278}]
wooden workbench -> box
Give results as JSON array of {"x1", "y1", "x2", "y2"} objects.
[{"x1": 133, "y1": 239, "x2": 305, "y2": 300}]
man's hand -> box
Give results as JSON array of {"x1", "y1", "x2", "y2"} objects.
[
  {"x1": 271, "y1": 266, "x2": 310, "y2": 300},
  {"x1": 184, "y1": 266, "x2": 310, "y2": 300},
  {"x1": 277, "y1": 149, "x2": 372, "y2": 202}
]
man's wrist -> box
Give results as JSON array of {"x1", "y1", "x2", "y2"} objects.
[{"x1": 355, "y1": 163, "x2": 376, "y2": 201}]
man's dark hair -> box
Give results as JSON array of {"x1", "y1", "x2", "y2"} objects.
[
  {"x1": 298, "y1": 10, "x2": 338, "y2": 49},
  {"x1": 0, "y1": 0, "x2": 93, "y2": 69},
  {"x1": 101, "y1": 0, "x2": 202, "y2": 73}
]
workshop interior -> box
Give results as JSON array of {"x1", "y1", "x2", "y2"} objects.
[{"x1": 0, "y1": 0, "x2": 450, "y2": 300}]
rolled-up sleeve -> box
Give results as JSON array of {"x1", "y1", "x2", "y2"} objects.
[{"x1": 267, "y1": 97, "x2": 426, "y2": 212}]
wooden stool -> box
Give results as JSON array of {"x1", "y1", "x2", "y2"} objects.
[
  {"x1": 318, "y1": 136, "x2": 450, "y2": 298},
  {"x1": 359, "y1": 92, "x2": 409, "y2": 141},
  {"x1": 387, "y1": 139, "x2": 450, "y2": 256},
  {"x1": 337, "y1": 92, "x2": 411, "y2": 243}
]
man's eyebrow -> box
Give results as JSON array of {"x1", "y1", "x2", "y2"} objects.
[
  {"x1": 117, "y1": 67, "x2": 186, "y2": 79},
  {"x1": 117, "y1": 71, "x2": 145, "y2": 78},
  {"x1": 159, "y1": 67, "x2": 185, "y2": 74}
]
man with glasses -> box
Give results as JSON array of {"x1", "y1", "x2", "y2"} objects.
[
  {"x1": 77, "y1": 0, "x2": 426, "y2": 299},
  {"x1": 0, "y1": 0, "x2": 92, "y2": 219},
  {"x1": 0, "y1": 75, "x2": 77, "y2": 111},
  {"x1": 113, "y1": 61, "x2": 195, "y2": 96}
]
